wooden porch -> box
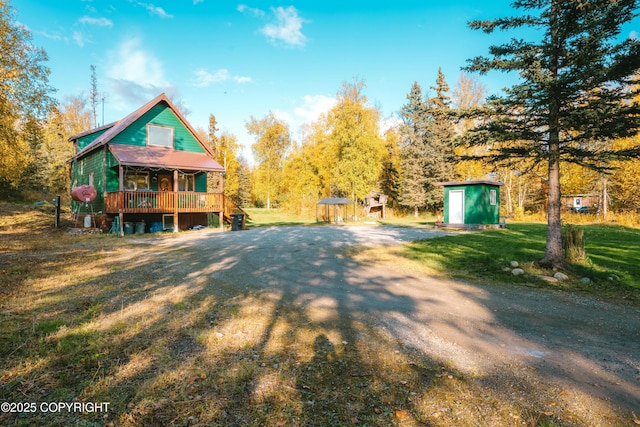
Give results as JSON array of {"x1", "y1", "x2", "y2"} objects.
[{"x1": 105, "y1": 191, "x2": 247, "y2": 228}]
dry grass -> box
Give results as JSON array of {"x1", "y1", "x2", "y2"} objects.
[{"x1": 0, "y1": 202, "x2": 622, "y2": 426}]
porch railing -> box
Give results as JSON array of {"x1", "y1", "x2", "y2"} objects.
[{"x1": 105, "y1": 191, "x2": 224, "y2": 214}]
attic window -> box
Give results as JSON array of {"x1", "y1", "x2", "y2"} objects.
[{"x1": 147, "y1": 124, "x2": 173, "y2": 148}]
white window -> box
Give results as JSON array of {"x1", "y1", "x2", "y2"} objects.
[
  {"x1": 490, "y1": 189, "x2": 497, "y2": 205},
  {"x1": 147, "y1": 124, "x2": 173, "y2": 148},
  {"x1": 178, "y1": 173, "x2": 195, "y2": 191}
]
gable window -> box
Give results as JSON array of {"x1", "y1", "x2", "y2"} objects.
[
  {"x1": 147, "y1": 124, "x2": 173, "y2": 148},
  {"x1": 124, "y1": 171, "x2": 150, "y2": 191},
  {"x1": 178, "y1": 173, "x2": 195, "y2": 191},
  {"x1": 490, "y1": 189, "x2": 497, "y2": 205}
]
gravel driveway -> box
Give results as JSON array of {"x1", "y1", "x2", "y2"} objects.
[{"x1": 160, "y1": 224, "x2": 640, "y2": 421}]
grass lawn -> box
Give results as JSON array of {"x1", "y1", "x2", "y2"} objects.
[
  {"x1": 373, "y1": 223, "x2": 640, "y2": 301},
  {"x1": 1, "y1": 202, "x2": 638, "y2": 426},
  {"x1": 244, "y1": 208, "x2": 316, "y2": 228}
]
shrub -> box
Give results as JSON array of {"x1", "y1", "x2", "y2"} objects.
[{"x1": 562, "y1": 224, "x2": 587, "y2": 263}]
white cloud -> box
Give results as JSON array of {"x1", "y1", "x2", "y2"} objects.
[
  {"x1": 380, "y1": 115, "x2": 402, "y2": 134},
  {"x1": 261, "y1": 6, "x2": 308, "y2": 47},
  {"x1": 194, "y1": 68, "x2": 230, "y2": 87},
  {"x1": 72, "y1": 31, "x2": 88, "y2": 47},
  {"x1": 294, "y1": 95, "x2": 335, "y2": 123},
  {"x1": 193, "y1": 68, "x2": 253, "y2": 87},
  {"x1": 134, "y1": 2, "x2": 173, "y2": 19},
  {"x1": 630, "y1": 30, "x2": 638, "y2": 40},
  {"x1": 237, "y1": 4, "x2": 265, "y2": 18},
  {"x1": 78, "y1": 16, "x2": 114, "y2": 27},
  {"x1": 272, "y1": 94, "x2": 336, "y2": 139},
  {"x1": 272, "y1": 109, "x2": 293, "y2": 124},
  {"x1": 107, "y1": 37, "x2": 175, "y2": 108},
  {"x1": 233, "y1": 75, "x2": 253, "y2": 84}
]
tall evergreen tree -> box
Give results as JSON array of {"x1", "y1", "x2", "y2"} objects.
[
  {"x1": 464, "y1": 0, "x2": 640, "y2": 268},
  {"x1": 424, "y1": 68, "x2": 456, "y2": 211},
  {"x1": 398, "y1": 81, "x2": 429, "y2": 217}
]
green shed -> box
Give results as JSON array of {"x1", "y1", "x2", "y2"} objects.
[{"x1": 436, "y1": 180, "x2": 504, "y2": 229}]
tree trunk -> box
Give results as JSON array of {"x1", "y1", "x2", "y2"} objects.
[
  {"x1": 542, "y1": 142, "x2": 564, "y2": 268},
  {"x1": 414, "y1": 206, "x2": 419, "y2": 218},
  {"x1": 540, "y1": 0, "x2": 565, "y2": 269}
]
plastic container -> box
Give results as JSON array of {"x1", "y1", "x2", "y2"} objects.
[
  {"x1": 149, "y1": 222, "x2": 163, "y2": 233},
  {"x1": 123, "y1": 222, "x2": 134, "y2": 235}
]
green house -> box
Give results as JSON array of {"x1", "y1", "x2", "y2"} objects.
[
  {"x1": 68, "y1": 93, "x2": 246, "y2": 233},
  {"x1": 436, "y1": 180, "x2": 504, "y2": 228}
]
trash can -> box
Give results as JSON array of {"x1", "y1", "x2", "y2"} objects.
[
  {"x1": 123, "y1": 222, "x2": 134, "y2": 235},
  {"x1": 230, "y1": 214, "x2": 244, "y2": 231},
  {"x1": 135, "y1": 221, "x2": 146, "y2": 234}
]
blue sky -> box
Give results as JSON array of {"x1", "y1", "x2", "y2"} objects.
[{"x1": 13, "y1": 1, "x2": 640, "y2": 160}]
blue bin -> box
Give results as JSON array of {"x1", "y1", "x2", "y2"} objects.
[{"x1": 149, "y1": 222, "x2": 163, "y2": 233}]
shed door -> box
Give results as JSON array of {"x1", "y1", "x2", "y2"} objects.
[{"x1": 449, "y1": 190, "x2": 464, "y2": 224}]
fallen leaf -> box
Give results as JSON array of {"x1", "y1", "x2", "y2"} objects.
[
  {"x1": 395, "y1": 410, "x2": 409, "y2": 419},
  {"x1": 275, "y1": 421, "x2": 286, "y2": 427}
]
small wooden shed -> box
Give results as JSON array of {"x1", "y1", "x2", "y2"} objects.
[{"x1": 436, "y1": 180, "x2": 504, "y2": 228}]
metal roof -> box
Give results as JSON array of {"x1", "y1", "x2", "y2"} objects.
[
  {"x1": 317, "y1": 197, "x2": 354, "y2": 205},
  {"x1": 69, "y1": 93, "x2": 216, "y2": 162},
  {"x1": 109, "y1": 144, "x2": 224, "y2": 172},
  {"x1": 435, "y1": 180, "x2": 504, "y2": 187}
]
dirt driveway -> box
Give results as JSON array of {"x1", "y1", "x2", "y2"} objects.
[{"x1": 156, "y1": 224, "x2": 640, "y2": 422}]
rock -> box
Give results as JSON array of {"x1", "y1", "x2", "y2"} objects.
[
  {"x1": 502, "y1": 267, "x2": 512, "y2": 272},
  {"x1": 553, "y1": 272, "x2": 569, "y2": 281},
  {"x1": 510, "y1": 261, "x2": 519, "y2": 268},
  {"x1": 536, "y1": 275, "x2": 559, "y2": 284},
  {"x1": 512, "y1": 268, "x2": 525, "y2": 276},
  {"x1": 608, "y1": 274, "x2": 620, "y2": 281},
  {"x1": 580, "y1": 277, "x2": 592, "y2": 284}
]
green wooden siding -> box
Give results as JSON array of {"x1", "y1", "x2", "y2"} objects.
[
  {"x1": 77, "y1": 128, "x2": 109, "y2": 151},
  {"x1": 105, "y1": 150, "x2": 120, "y2": 192},
  {"x1": 70, "y1": 148, "x2": 106, "y2": 213},
  {"x1": 195, "y1": 173, "x2": 207, "y2": 192},
  {"x1": 109, "y1": 102, "x2": 205, "y2": 152},
  {"x1": 443, "y1": 184, "x2": 500, "y2": 224}
]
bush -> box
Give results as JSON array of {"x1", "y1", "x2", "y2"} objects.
[{"x1": 562, "y1": 224, "x2": 587, "y2": 263}]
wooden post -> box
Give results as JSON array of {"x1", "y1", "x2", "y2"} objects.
[
  {"x1": 173, "y1": 170, "x2": 179, "y2": 232},
  {"x1": 118, "y1": 166, "x2": 124, "y2": 235},
  {"x1": 220, "y1": 193, "x2": 224, "y2": 231},
  {"x1": 54, "y1": 196, "x2": 61, "y2": 228}
]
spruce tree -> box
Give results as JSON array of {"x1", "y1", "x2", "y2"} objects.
[
  {"x1": 424, "y1": 68, "x2": 456, "y2": 211},
  {"x1": 464, "y1": 0, "x2": 640, "y2": 268},
  {"x1": 399, "y1": 81, "x2": 429, "y2": 217}
]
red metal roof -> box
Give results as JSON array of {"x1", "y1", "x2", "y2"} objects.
[{"x1": 109, "y1": 144, "x2": 224, "y2": 172}]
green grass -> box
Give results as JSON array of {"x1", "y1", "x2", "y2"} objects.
[
  {"x1": 393, "y1": 223, "x2": 640, "y2": 300},
  {"x1": 244, "y1": 208, "x2": 318, "y2": 227}
]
